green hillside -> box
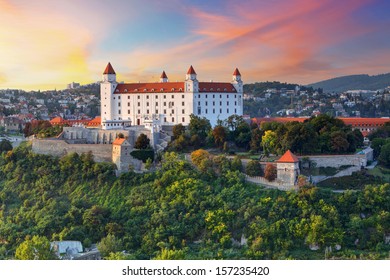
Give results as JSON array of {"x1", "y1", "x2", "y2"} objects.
[
  {"x1": 308, "y1": 73, "x2": 390, "y2": 92},
  {"x1": 0, "y1": 143, "x2": 389, "y2": 260}
]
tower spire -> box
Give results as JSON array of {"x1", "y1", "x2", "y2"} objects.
[{"x1": 103, "y1": 62, "x2": 116, "y2": 74}]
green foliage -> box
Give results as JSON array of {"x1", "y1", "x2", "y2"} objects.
[
  {"x1": 15, "y1": 236, "x2": 57, "y2": 260},
  {"x1": 172, "y1": 124, "x2": 185, "y2": 140},
  {"x1": 0, "y1": 139, "x2": 13, "y2": 154},
  {"x1": 245, "y1": 160, "x2": 263, "y2": 176},
  {"x1": 97, "y1": 234, "x2": 123, "y2": 259},
  {"x1": 130, "y1": 149, "x2": 154, "y2": 163},
  {"x1": 378, "y1": 143, "x2": 390, "y2": 167},
  {"x1": 134, "y1": 133, "x2": 150, "y2": 149},
  {"x1": 0, "y1": 145, "x2": 389, "y2": 260}
]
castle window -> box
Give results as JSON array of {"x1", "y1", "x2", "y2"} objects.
[
  {"x1": 235, "y1": 95, "x2": 237, "y2": 98},
  {"x1": 171, "y1": 88, "x2": 175, "y2": 91},
  {"x1": 143, "y1": 89, "x2": 147, "y2": 92},
  {"x1": 160, "y1": 88, "x2": 164, "y2": 92},
  {"x1": 118, "y1": 96, "x2": 121, "y2": 99},
  {"x1": 198, "y1": 94, "x2": 200, "y2": 98},
  {"x1": 172, "y1": 117, "x2": 174, "y2": 122},
  {"x1": 203, "y1": 88, "x2": 206, "y2": 91},
  {"x1": 118, "y1": 110, "x2": 121, "y2": 114},
  {"x1": 113, "y1": 97, "x2": 115, "y2": 99},
  {"x1": 171, "y1": 95, "x2": 174, "y2": 99},
  {"x1": 205, "y1": 101, "x2": 208, "y2": 106},
  {"x1": 147, "y1": 109, "x2": 149, "y2": 114},
  {"x1": 227, "y1": 95, "x2": 229, "y2": 98},
  {"x1": 164, "y1": 95, "x2": 166, "y2": 99},
  {"x1": 134, "y1": 89, "x2": 138, "y2": 92},
  {"x1": 217, "y1": 88, "x2": 220, "y2": 91},
  {"x1": 156, "y1": 102, "x2": 158, "y2": 106},
  {"x1": 210, "y1": 88, "x2": 213, "y2": 91},
  {"x1": 146, "y1": 102, "x2": 149, "y2": 106},
  {"x1": 213, "y1": 109, "x2": 215, "y2": 113},
  {"x1": 227, "y1": 109, "x2": 229, "y2": 114},
  {"x1": 151, "y1": 89, "x2": 154, "y2": 92},
  {"x1": 220, "y1": 95, "x2": 222, "y2": 98},
  {"x1": 138, "y1": 102, "x2": 140, "y2": 106},
  {"x1": 220, "y1": 108, "x2": 222, "y2": 113},
  {"x1": 227, "y1": 101, "x2": 229, "y2": 105},
  {"x1": 182, "y1": 102, "x2": 185, "y2": 106},
  {"x1": 198, "y1": 101, "x2": 200, "y2": 106},
  {"x1": 138, "y1": 109, "x2": 140, "y2": 114},
  {"x1": 182, "y1": 95, "x2": 184, "y2": 98},
  {"x1": 116, "y1": 89, "x2": 119, "y2": 92},
  {"x1": 206, "y1": 109, "x2": 208, "y2": 114},
  {"x1": 164, "y1": 102, "x2": 166, "y2": 106},
  {"x1": 220, "y1": 101, "x2": 222, "y2": 106},
  {"x1": 206, "y1": 95, "x2": 208, "y2": 98},
  {"x1": 179, "y1": 88, "x2": 183, "y2": 92},
  {"x1": 172, "y1": 109, "x2": 174, "y2": 114},
  {"x1": 128, "y1": 110, "x2": 130, "y2": 114},
  {"x1": 224, "y1": 88, "x2": 227, "y2": 91},
  {"x1": 182, "y1": 109, "x2": 185, "y2": 114},
  {"x1": 182, "y1": 117, "x2": 185, "y2": 122},
  {"x1": 137, "y1": 95, "x2": 140, "y2": 99},
  {"x1": 118, "y1": 102, "x2": 121, "y2": 106},
  {"x1": 235, "y1": 101, "x2": 237, "y2": 106},
  {"x1": 235, "y1": 109, "x2": 237, "y2": 113},
  {"x1": 164, "y1": 117, "x2": 167, "y2": 122},
  {"x1": 164, "y1": 109, "x2": 167, "y2": 114},
  {"x1": 128, "y1": 102, "x2": 130, "y2": 106},
  {"x1": 128, "y1": 96, "x2": 130, "y2": 99},
  {"x1": 156, "y1": 109, "x2": 158, "y2": 114},
  {"x1": 213, "y1": 95, "x2": 215, "y2": 98}
]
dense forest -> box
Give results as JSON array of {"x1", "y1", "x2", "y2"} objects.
[{"x1": 0, "y1": 143, "x2": 389, "y2": 260}]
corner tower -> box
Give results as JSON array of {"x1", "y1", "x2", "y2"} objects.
[
  {"x1": 232, "y1": 68, "x2": 243, "y2": 93},
  {"x1": 101, "y1": 62, "x2": 117, "y2": 129},
  {"x1": 276, "y1": 150, "x2": 300, "y2": 186},
  {"x1": 185, "y1": 65, "x2": 199, "y2": 93}
]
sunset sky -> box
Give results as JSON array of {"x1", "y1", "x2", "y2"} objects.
[{"x1": 1, "y1": 0, "x2": 389, "y2": 90}]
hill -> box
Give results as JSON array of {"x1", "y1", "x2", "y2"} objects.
[
  {"x1": 0, "y1": 143, "x2": 389, "y2": 260},
  {"x1": 308, "y1": 73, "x2": 390, "y2": 93}
]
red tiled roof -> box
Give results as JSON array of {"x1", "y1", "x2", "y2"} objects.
[
  {"x1": 113, "y1": 138, "x2": 126, "y2": 145},
  {"x1": 87, "y1": 116, "x2": 101, "y2": 127},
  {"x1": 198, "y1": 82, "x2": 237, "y2": 92},
  {"x1": 277, "y1": 150, "x2": 299, "y2": 163},
  {"x1": 187, "y1": 65, "x2": 196, "y2": 75},
  {"x1": 160, "y1": 71, "x2": 168, "y2": 79},
  {"x1": 103, "y1": 62, "x2": 116, "y2": 75},
  {"x1": 50, "y1": 116, "x2": 64, "y2": 124},
  {"x1": 233, "y1": 68, "x2": 241, "y2": 76},
  {"x1": 115, "y1": 82, "x2": 185, "y2": 94}
]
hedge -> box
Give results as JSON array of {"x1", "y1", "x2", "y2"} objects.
[{"x1": 130, "y1": 149, "x2": 154, "y2": 163}]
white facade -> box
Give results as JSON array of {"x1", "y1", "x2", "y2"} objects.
[{"x1": 100, "y1": 63, "x2": 243, "y2": 129}]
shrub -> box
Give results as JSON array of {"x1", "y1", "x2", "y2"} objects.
[{"x1": 130, "y1": 149, "x2": 154, "y2": 163}]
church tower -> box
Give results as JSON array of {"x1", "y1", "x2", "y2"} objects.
[
  {"x1": 101, "y1": 62, "x2": 117, "y2": 129},
  {"x1": 185, "y1": 65, "x2": 199, "y2": 93}
]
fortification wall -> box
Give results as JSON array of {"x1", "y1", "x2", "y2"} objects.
[
  {"x1": 32, "y1": 139, "x2": 112, "y2": 162},
  {"x1": 300, "y1": 154, "x2": 366, "y2": 168}
]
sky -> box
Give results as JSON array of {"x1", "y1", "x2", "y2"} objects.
[{"x1": 0, "y1": 0, "x2": 390, "y2": 90}]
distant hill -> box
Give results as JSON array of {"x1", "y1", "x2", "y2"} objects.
[{"x1": 308, "y1": 73, "x2": 390, "y2": 92}]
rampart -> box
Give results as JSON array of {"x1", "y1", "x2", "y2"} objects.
[{"x1": 32, "y1": 139, "x2": 112, "y2": 162}]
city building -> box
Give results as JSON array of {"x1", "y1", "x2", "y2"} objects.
[{"x1": 100, "y1": 63, "x2": 243, "y2": 129}]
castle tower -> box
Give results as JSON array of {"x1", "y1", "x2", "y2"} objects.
[
  {"x1": 160, "y1": 71, "x2": 168, "y2": 83},
  {"x1": 185, "y1": 65, "x2": 198, "y2": 93},
  {"x1": 276, "y1": 150, "x2": 300, "y2": 186},
  {"x1": 101, "y1": 62, "x2": 117, "y2": 129},
  {"x1": 112, "y1": 137, "x2": 133, "y2": 173},
  {"x1": 232, "y1": 68, "x2": 243, "y2": 93}
]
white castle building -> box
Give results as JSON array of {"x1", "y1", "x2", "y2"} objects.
[{"x1": 100, "y1": 63, "x2": 243, "y2": 129}]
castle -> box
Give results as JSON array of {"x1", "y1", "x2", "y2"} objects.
[
  {"x1": 32, "y1": 63, "x2": 244, "y2": 174},
  {"x1": 100, "y1": 63, "x2": 243, "y2": 128}
]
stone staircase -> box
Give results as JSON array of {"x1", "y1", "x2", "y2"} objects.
[{"x1": 155, "y1": 131, "x2": 171, "y2": 154}]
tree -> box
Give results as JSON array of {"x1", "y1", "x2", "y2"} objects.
[
  {"x1": 15, "y1": 236, "x2": 57, "y2": 260},
  {"x1": 262, "y1": 130, "x2": 277, "y2": 156},
  {"x1": 245, "y1": 160, "x2": 263, "y2": 176},
  {"x1": 191, "y1": 149, "x2": 211, "y2": 168},
  {"x1": 0, "y1": 139, "x2": 12, "y2": 154},
  {"x1": 134, "y1": 133, "x2": 150, "y2": 149},
  {"x1": 212, "y1": 125, "x2": 227, "y2": 148},
  {"x1": 188, "y1": 114, "x2": 211, "y2": 144},
  {"x1": 330, "y1": 131, "x2": 349, "y2": 153},
  {"x1": 250, "y1": 128, "x2": 263, "y2": 152},
  {"x1": 172, "y1": 124, "x2": 185, "y2": 140},
  {"x1": 97, "y1": 234, "x2": 123, "y2": 259},
  {"x1": 264, "y1": 164, "x2": 277, "y2": 181},
  {"x1": 231, "y1": 156, "x2": 243, "y2": 172},
  {"x1": 378, "y1": 143, "x2": 390, "y2": 167}
]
